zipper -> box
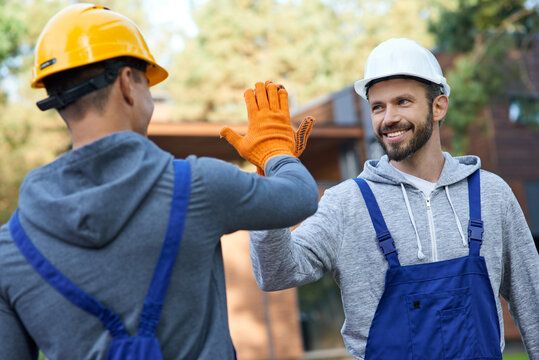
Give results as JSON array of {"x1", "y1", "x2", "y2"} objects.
[{"x1": 425, "y1": 196, "x2": 438, "y2": 261}]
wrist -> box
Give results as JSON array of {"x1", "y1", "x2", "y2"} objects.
[{"x1": 260, "y1": 150, "x2": 294, "y2": 169}]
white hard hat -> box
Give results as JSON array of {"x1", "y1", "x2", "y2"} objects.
[{"x1": 354, "y1": 38, "x2": 450, "y2": 100}]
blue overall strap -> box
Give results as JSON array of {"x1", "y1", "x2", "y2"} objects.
[
  {"x1": 138, "y1": 159, "x2": 191, "y2": 336},
  {"x1": 467, "y1": 169, "x2": 483, "y2": 256},
  {"x1": 354, "y1": 178, "x2": 400, "y2": 268},
  {"x1": 8, "y1": 210, "x2": 129, "y2": 338}
]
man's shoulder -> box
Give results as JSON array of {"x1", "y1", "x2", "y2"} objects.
[
  {"x1": 479, "y1": 169, "x2": 512, "y2": 192},
  {"x1": 325, "y1": 178, "x2": 360, "y2": 193},
  {"x1": 320, "y1": 177, "x2": 383, "y2": 203},
  {"x1": 185, "y1": 155, "x2": 242, "y2": 181}
]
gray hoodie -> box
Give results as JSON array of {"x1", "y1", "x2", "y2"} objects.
[
  {"x1": 0, "y1": 131, "x2": 319, "y2": 359},
  {"x1": 250, "y1": 152, "x2": 539, "y2": 359}
]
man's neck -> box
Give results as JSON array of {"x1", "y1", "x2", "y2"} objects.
[
  {"x1": 389, "y1": 143, "x2": 445, "y2": 183},
  {"x1": 68, "y1": 116, "x2": 130, "y2": 149},
  {"x1": 63, "y1": 81, "x2": 149, "y2": 149}
]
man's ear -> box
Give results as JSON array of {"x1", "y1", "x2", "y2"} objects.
[
  {"x1": 432, "y1": 95, "x2": 448, "y2": 123},
  {"x1": 118, "y1": 67, "x2": 135, "y2": 106}
]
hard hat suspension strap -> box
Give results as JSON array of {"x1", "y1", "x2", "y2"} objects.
[{"x1": 36, "y1": 60, "x2": 124, "y2": 111}]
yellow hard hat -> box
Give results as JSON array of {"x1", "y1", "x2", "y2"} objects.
[{"x1": 32, "y1": 3, "x2": 168, "y2": 89}]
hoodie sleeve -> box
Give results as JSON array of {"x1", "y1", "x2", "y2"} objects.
[
  {"x1": 192, "y1": 155, "x2": 319, "y2": 234},
  {"x1": 0, "y1": 295, "x2": 38, "y2": 360},
  {"x1": 249, "y1": 183, "x2": 344, "y2": 291},
  {"x1": 499, "y1": 187, "x2": 539, "y2": 359}
]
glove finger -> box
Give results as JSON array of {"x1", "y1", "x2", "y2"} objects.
[
  {"x1": 266, "y1": 82, "x2": 279, "y2": 111},
  {"x1": 244, "y1": 88, "x2": 258, "y2": 114},
  {"x1": 220, "y1": 127, "x2": 243, "y2": 149},
  {"x1": 278, "y1": 85, "x2": 289, "y2": 113},
  {"x1": 254, "y1": 82, "x2": 269, "y2": 110},
  {"x1": 294, "y1": 116, "x2": 316, "y2": 156},
  {"x1": 256, "y1": 166, "x2": 265, "y2": 176}
]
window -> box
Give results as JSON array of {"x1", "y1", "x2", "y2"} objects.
[
  {"x1": 508, "y1": 94, "x2": 539, "y2": 128},
  {"x1": 298, "y1": 273, "x2": 345, "y2": 352}
]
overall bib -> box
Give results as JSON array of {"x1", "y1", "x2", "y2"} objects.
[
  {"x1": 354, "y1": 170, "x2": 502, "y2": 360},
  {"x1": 9, "y1": 160, "x2": 204, "y2": 359}
]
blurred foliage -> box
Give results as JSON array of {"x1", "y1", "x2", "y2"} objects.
[
  {"x1": 430, "y1": 0, "x2": 537, "y2": 53},
  {"x1": 0, "y1": 0, "x2": 71, "y2": 224},
  {"x1": 0, "y1": 0, "x2": 26, "y2": 103},
  {"x1": 502, "y1": 354, "x2": 532, "y2": 360},
  {"x1": 94, "y1": 0, "x2": 150, "y2": 30},
  {"x1": 5, "y1": 0, "x2": 535, "y2": 218},
  {"x1": 0, "y1": 1, "x2": 26, "y2": 74},
  {"x1": 428, "y1": 0, "x2": 539, "y2": 153},
  {"x1": 168, "y1": 0, "x2": 443, "y2": 123}
]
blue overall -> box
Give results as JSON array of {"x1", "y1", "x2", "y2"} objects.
[
  {"x1": 354, "y1": 170, "x2": 502, "y2": 360},
  {"x1": 9, "y1": 160, "x2": 191, "y2": 359}
]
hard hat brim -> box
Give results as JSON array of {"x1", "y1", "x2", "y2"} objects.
[{"x1": 354, "y1": 73, "x2": 450, "y2": 100}]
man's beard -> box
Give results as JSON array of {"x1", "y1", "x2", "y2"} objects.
[{"x1": 376, "y1": 108, "x2": 434, "y2": 162}]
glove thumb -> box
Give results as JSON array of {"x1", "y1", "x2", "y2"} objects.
[
  {"x1": 294, "y1": 116, "x2": 315, "y2": 156},
  {"x1": 220, "y1": 127, "x2": 243, "y2": 149}
]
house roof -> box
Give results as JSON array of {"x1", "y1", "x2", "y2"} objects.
[{"x1": 148, "y1": 121, "x2": 363, "y2": 163}]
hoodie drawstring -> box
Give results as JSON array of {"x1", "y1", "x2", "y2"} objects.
[
  {"x1": 400, "y1": 183, "x2": 469, "y2": 260},
  {"x1": 445, "y1": 186, "x2": 467, "y2": 247},
  {"x1": 400, "y1": 184, "x2": 426, "y2": 259}
]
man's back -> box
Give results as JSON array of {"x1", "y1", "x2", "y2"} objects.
[{"x1": 0, "y1": 131, "x2": 318, "y2": 359}]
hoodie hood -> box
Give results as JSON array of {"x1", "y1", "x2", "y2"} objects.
[
  {"x1": 360, "y1": 152, "x2": 481, "y2": 188},
  {"x1": 18, "y1": 131, "x2": 172, "y2": 249}
]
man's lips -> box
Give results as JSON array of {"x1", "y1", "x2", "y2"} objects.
[{"x1": 383, "y1": 129, "x2": 409, "y2": 142}]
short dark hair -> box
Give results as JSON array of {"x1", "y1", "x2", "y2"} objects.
[
  {"x1": 43, "y1": 56, "x2": 147, "y2": 118},
  {"x1": 424, "y1": 81, "x2": 443, "y2": 107}
]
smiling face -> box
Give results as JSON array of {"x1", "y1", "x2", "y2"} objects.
[{"x1": 368, "y1": 78, "x2": 435, "y2": 162}]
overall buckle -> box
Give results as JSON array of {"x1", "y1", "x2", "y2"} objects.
[
  {"x1": 468, "y1": 218, "x2": 484, "y2": 244},
  {"x1": 377, "y1": 231, "x2": 397, "y2": 256}
]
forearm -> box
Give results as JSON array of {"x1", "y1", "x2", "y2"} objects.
[
  {"x1": 249, "y1": 186, "x2": 344, "y2": 291},
  {"x1": 249, "y1": 228, "x2": 326, "y2": 291},
  {"x1": 260, "y1": 155, "x2": 319, "y2": 226},
  {"x1": 191, "y1": 155, "x2": 318, "y2": 233},
  {"x1": 219, "y1": 156, "x2": 318, "y2": 232}
]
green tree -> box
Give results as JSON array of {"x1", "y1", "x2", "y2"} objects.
[
  {"x1": 0, "y1": 0, "x2": 26, "y2": 102},
  {"x1": 0, "y1": 0, "x2": 72, "y2": 223},
  {"x1": 168, "y1": 0, "x2": 444, "y2": 123},
  {"x1": 428, "y1": 0, "x2": 538, "y2": 152}
]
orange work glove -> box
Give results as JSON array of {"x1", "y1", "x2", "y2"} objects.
[
  {"x1": 254, "y1": 114, "x2": 314, "y2": 175},
  {"x1": 220, "y1": 81, "x2": 315, "y2": 175}
]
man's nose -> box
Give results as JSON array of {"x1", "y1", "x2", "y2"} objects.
[{"x1": 383, "y1": 105, "x2": 400, "y2": 126}]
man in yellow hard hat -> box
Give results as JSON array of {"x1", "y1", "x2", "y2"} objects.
[{"x1": 0, "y1": 4, "x2": 317, "y2": 359}]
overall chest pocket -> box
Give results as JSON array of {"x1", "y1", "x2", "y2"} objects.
[{"x1": 406, "y1": 287, "x2": 477, "y2": 360}]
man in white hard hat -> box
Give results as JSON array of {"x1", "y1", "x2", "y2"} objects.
[{"x1": 246, "y1": 38, "x2": 539, "y2": 359}]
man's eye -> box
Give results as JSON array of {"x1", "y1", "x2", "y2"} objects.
[
  {"x1": 399, "y1": 99, "x2": 410, "y2": 105},
  {"x1": 372, "y1": 105, "x2": 382, "y2": 112}
]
